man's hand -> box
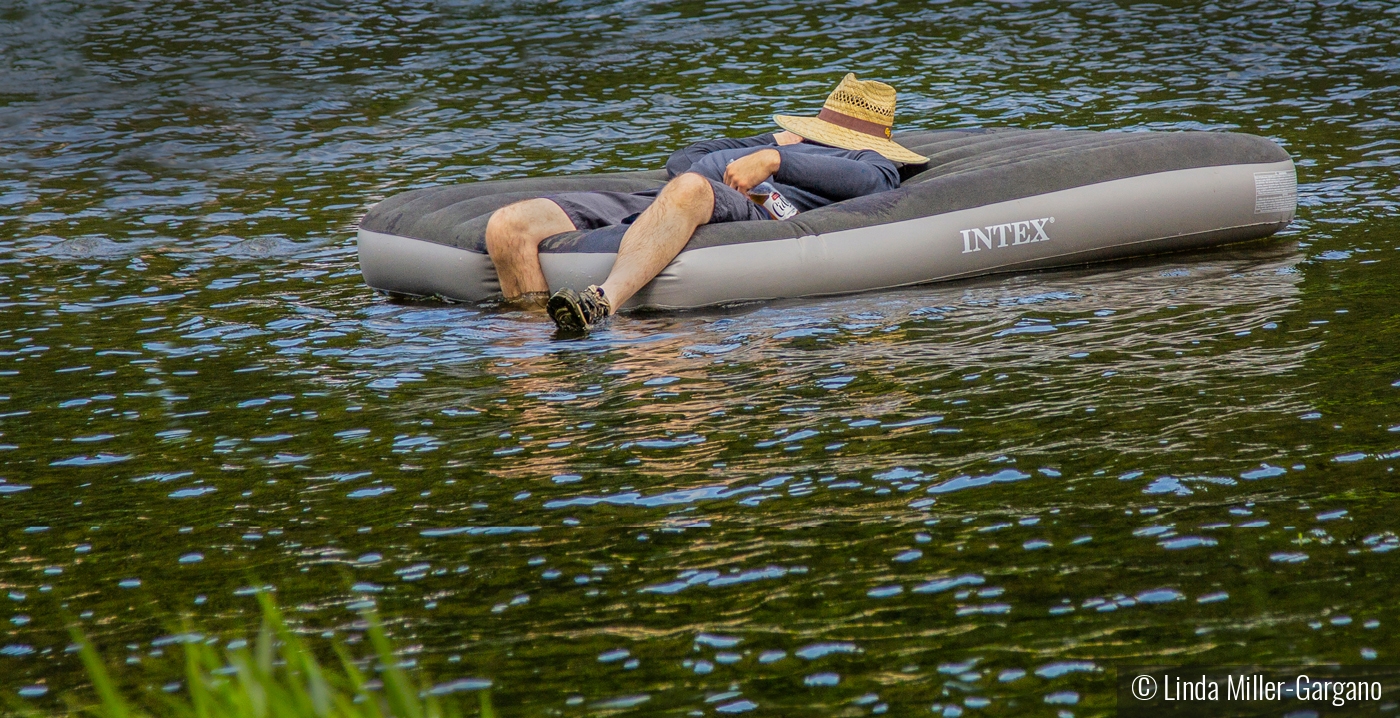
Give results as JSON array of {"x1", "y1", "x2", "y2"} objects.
[
  {"x1": 773, "y1": 130, "x2": 804, "y2": 146},
  {"x1": 723, "y1": 148, "x2": 781, "y2": 194}
]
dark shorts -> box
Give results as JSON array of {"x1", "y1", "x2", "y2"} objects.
[{"x1": 546, "y1": 177, "x2": 769, "y2": 230}]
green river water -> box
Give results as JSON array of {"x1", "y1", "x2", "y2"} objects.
[{"x1": 2, "y1": 1, "x2": 1399, "y2": 715}]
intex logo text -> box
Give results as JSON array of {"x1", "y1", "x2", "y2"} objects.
[{"x1": 959, "y1": 216, "x2": 1055, "y2": 254}]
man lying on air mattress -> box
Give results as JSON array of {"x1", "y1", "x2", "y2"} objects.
[{"x1": 479, "y1": 73, "x2": 927, "y2": 333}]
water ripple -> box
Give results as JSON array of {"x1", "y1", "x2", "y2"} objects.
[{"x1": 2, "y1": 0, "x2": 1398, "y2": 713}]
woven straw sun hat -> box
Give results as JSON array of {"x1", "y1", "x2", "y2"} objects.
[{"x1": 773, "y1": 73, "x2": 927, "y2": 164}]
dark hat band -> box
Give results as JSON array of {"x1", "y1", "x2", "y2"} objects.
[{"x1": 817, "y1": 108, "x2": 893, "y2": 139}]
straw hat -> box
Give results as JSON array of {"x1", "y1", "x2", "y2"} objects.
[{"x1": 774, "y1": 73, "x2": 927, "y2": 164}]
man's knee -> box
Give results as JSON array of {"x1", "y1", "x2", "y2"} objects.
[
  {"x1": 667, "y1": 172, "x2": 714, "y2": 200},
  {"x1": 485, "y1": 199, "x2": 552, "y2": 254},
  {"x1": 662, "y1": 173, "x2": 716, "y2": 219},
  {"x1": 484, "y1": 203, "x2": 519, "y2": 252}
]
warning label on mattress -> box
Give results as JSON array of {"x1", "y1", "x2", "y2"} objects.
[{"x1": 1254, "y1": 170, "x2": 1296, "y2": 213}]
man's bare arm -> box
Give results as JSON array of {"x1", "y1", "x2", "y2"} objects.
[{"x1": 773, "y1": 130, "x2": 804, "y2": 146}]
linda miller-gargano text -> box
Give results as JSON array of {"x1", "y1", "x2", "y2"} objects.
[{"x1": 1163, "y1": 674, "x2": 1383, "y2": 707}]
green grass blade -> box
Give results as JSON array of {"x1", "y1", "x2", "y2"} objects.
[
  {"x1": 255, "y1": 619, "x2": 275, "y2": 678},
  {"x1": 67, "y1": 625, "x2": 132, "y2": 718},
  {"x1": 228, "y1": 651, "x2": 269, "y2": 718},
  {"x1": 182, "y1": 638, "x2": 213, "y2": 718},
  {"x1": 333, "y1": 642, "x2": 384, "y2": 718},
  {"x1": 255, "y1": 591, "x2": 333, "y2": 716},
  {"x1": 363, "y1": 610, "x2": 423, "y2": 718}
]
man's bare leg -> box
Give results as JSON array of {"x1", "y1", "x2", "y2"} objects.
[
  {"x1": 597, "y1": 172, "x2": 715, "y2": 310},
  {"x1": 484, "y1": 198, "x2": 576, "y2": 305}
]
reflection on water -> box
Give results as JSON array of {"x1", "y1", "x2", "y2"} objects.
[{"x1": 3, "y1": 0, "x2": 1400, "y2": 713}]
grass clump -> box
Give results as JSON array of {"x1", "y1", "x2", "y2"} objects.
[{"x1": 63, "y1": 593, "x2": 494, "y2": 718}]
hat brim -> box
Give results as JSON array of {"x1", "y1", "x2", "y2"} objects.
[{"x1": 774, "y1": 114, "x2": 928, "y2": 164}]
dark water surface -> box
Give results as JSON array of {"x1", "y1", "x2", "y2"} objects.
[{"x1": 3, "y1": 0, "x2": 1400, "y2": 714}]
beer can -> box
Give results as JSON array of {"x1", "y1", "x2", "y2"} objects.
[{"x1": 748, "y1": 181, "x2": 798, "y2": 220}]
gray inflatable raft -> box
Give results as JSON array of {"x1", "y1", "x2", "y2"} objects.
[{"x1": 358, "y1": 128, "x2": 1296, "y2": 309}]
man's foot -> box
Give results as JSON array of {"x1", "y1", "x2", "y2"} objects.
[{"x1": 547, "y1": 285, "x2": 612, "y2": 332}]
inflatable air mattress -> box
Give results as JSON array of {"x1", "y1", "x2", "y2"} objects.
[{"x1": 357, "y1": 128, "x2": 1296, "y2": 309}]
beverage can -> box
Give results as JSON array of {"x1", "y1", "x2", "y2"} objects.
[{"x1": 748, "y1": 181, "x2": 798, "y2": 220}]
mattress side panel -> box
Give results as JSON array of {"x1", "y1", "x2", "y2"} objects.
[
  {"x1": 357, "y1": 228, "x2": 623, "y2": 303},
  {"x1": 357, "y1": 229, "x2": 501, "y2": 302}
]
